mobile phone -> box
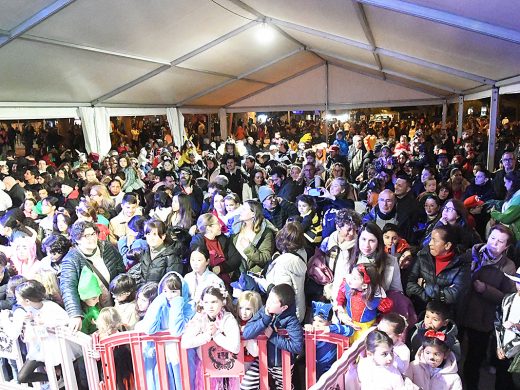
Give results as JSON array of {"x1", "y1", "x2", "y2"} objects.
[{"x1": 308, "y1": 187, "x2": 324, "y2": 197}]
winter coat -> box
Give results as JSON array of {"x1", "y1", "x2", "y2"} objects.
[
  {"x1": 357, "y1": 253, "x2": 403, "y2": 293},
  {"x1": 460, "y1": 244, "x2": 515, "y2": 332},
  {"x1": 410, "y1": 348, "x2": 462, "y2": 390},
  {"x1": 60, "y1": 241, "x2": 125, "y2": 318},
  {"x1": 318, "y1": 197, "x2": 355, "y2": 239},
  {"x1": 406, "y1": 248, "x2": 470, "y2": 312},
  {"x1": 274, "y1": 178, "x2": 300, "y2": 203},
  {"x1": 232, "y1": 219, "x2": 275, "y2": 273},
  {"x1": 138, "y1": 244, "x2": 186, "y2": 285},
  {"x1": 357, "y1": 355, "x2": 414, "y2": 390},
  {"x1": 190, "y1": 233, "x2": 242, "y2": 280},
  {"x1": 491, "y1": 188, "x2": 520, "y2": 240},
  {"x1": 263, "y1": 200, "x2": 299, "y2": 230},
  {"x1": 264, "y1": 251, "x2": 307, "y2": 322},
  {"x1": 463, "y1": 180, "x2": 496, "y2": 201},
  {"x1": 409, "y1": 319, "x2": 461, "y2": 362},
  {"x1": 495, "y1": 292, "x2": 520, "y2": 359},
  {"x1": 184, "y1": 268, "x2": 224, "y2": 306},
  {"x1": 109, "y1": 208, "x2": 143, "y2": 240},
  {"x1": 242, "y1": 304, "x2": 303, "y2": 367}
]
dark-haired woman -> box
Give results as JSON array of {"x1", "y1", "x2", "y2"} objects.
[
  {"x1": 406, "y1": 224, "x2": 471, "y2": 316},
  {"x1": 491, "y1": 170, "x2": 520, "y2": 243}
]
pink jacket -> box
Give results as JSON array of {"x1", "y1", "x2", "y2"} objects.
[
  {"x1": 358, "y1": 356, "x2": 418, "y2": 390},
  {"x1": 410, "y1": 347, "x2": 462, "y2": 390}
]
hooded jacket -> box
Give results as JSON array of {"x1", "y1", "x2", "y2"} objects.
[
  {"x1": 138, "y1": 244, "x2": 186, "y2": 286},
  {"x1": 242, "y1": 304, "x2": 303, "y2": 367},
  {"x1": 409, "y1": 319, "x2": 461, "y2": 363},
  {"x1": 410, "y1": 347, "x2": 462, "y2": 390}
]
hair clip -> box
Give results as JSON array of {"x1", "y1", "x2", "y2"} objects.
[
  {"x1": 424, "y1": 329, "x2": 446, "y2": 342},
  {"x1": 357, "y1": 264, "x2": 371, "y2": 284}
]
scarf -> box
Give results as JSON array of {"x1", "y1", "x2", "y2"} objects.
[
  {"x1": 376, "y1": 206, "x2": 396, "y2": 221},
  {"x1": 435, "y1": 251, "x2": 455, "y2": 275},
  {"x1": 471, "y1": 243, "x2": 503, "y2": 275}
]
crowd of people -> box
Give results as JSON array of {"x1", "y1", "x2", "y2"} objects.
[{"x1": 0, "y1": 113, "x2": 519, "y2": 389}]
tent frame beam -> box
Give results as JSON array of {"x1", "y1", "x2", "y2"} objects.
[
  {"x1": 0, "y1": 0, "x2": 77, "y2": 49},
  {"x1": 357, "y1": 0, "x2": 520, "y2": 45}
]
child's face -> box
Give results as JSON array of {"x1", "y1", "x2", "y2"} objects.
[
  {"x1": 224, "y1": 200, "x2": 238, "y2": 213},
  {"x1": 239, "y1": 301, "x2": 255, "y2": 322},
  {"x1": 423, "y1": 345, "x2": 446, "y2": 368},
  {"x1": 297, "y1": 201, "x2": 311, "y2": 216},
  {"x1": 377, "y1": 320, "x2": 400, "y2": 344},
  {"x1": 424, "y1": 310, "x2": 448, "y2": 331},
  {"x1": 265, "y1": 293, "x2": 287, "y2": 315},
  {"x1": 137, "y1": 293, "x2": 151, "y2": 313},
  {"x1": 190, "y1": 251, "x2": 209, "y2": 275},
  {"x1": 347, "y1": 268, "x2": 366, "y2": 291},
  {"x1": 83, "y1": 296, "x2": 100, "y2": 307},
  {"x1": 163, "y1": 286, "x2": 180, "y2": 302},
  {"x1": 145, "y1": 227, "x2": 165, "y2": 249},
  {"x1": 383, "y1": 231, "x2": 399, "y2": 249},
  {"x1": 369, "y1": 344, "x2": 394, "y2": 367},
  {"x1": 312, "y1": 315, "x2": 330, "y2": 327},
  {"x1": 202, "y1": 293, "x2": 224, "y2": 319},
  {"x1": 425, "y1": 179, "x2": 437, "y2": 193},
  {"x1": 112, "y1": 291, "x2": 131, "y2": 304}
]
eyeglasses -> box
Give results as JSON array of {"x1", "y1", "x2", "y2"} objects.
[
  {"x1": 502, "y1": 158, "x2": 514, "y2": 162},
  {"x1": 444, "y1": 206, "x2": 456, "y2": 213},
  {"x1": 81, "y1": 232, "x2": 97, "y2": 239}
]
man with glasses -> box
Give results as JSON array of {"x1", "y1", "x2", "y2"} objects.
[
  {"x1": 493, "y1": 151, "x2": 517, "y2": 200},
  {"x1": 362, "y1": 189, "x2": 398, "y2": 231}
]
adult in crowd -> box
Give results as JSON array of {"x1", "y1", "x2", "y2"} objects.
[
  {"x1": 494, "y1": 150, "x2": 517, "y2": 200},
  {"x1": 270, "y1": 166, "x2": 299, "y2": 203},
  {"x1": 490, "y1": 171, "x2": 520, "y2": 244},
  {"x1": 464, "y1": 168, "x2": 496, "y2": 201},
  {"x1": 60, "y1": 221, "x2": 125, "y2": 330},
  {"x1": 318, "y1": 177, "x2": 355, "y2": 239},
  {"x1": 172, "y1": 166, "x2": 203, "y2": 217},
  {"x1": 109, "y1": 193, "x2": 142, "y2": 241},
  {"x1": 394, "y1": 175, "x2": 421, "y2": 242},
  {"x1": 258, "y1": 185, "x2": 298, "y2": 230}
]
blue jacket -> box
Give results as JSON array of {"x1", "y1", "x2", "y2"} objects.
[
  {"x1": 242, "y1": 304, "x2": 303, "y2": 367},
  {"x1": 333, "y1": 138, "x2": 349, "y2": 156},
  {"x1": 319, "y1": 197, "x2": 355, "y2": 239}
]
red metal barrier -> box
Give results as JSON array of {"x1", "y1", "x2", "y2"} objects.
[{"x1": 305, "y1": 330, "x2": 350, "y2": 388}]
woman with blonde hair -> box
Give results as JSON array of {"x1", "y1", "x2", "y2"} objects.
[
  {"x1": 232, "y1": 200, "x2": 275, "y2": 273},
  {"x1": 88, "y1": 184, "x2": 115, "y2": 219},
  {"x1": 33, "y1": 268, "x2": 63, "y2": 307}
]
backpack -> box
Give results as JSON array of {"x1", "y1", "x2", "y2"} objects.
[{"x1": 307, "y1": 247, "x2": 337, "y2": 285}]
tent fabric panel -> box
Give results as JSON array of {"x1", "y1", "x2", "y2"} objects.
[
  {"x1": 0, "y1": 0, "x2": 55, "y2": 31},
  {"x1": 379, "y1": 56, "x2": 481, "y2": 91},
  {"x1": 366, "y1": 6, "x2": 520, "y2": 81},
  {"x1": 278, "y1": 28, "x2": 377, "y2": 67},
  {"x1": 186, "y1": 80, "x2": 267, "y2": 106},
  {"x1": 0, "y1": 40, "x2": 159, "y2": 103},
  {"x1": 500, "y1": 84, "x2": 520, "y2": 95},
  {"x1": 104, "y1": 67, "x2": 231, "y2": 105},
  {"x1": 177, "y1": 24, "x2": 301, "y2": 76},
  {"x1": 242, "y1": 0, "x2": 370, "y2": 44},
  {"x1": 230, "y1": 65, "x2": 327, "y2": 108},
  {"x1": 27, "y1": 0, "x2": 252, "y2": 62},
  {"x1": 328, "y1": 64, "x2": 438, "y2": 104},
  {"x1": 0, "y1": 106, "x2": 78, "y2": 120},
  {"x1": 404, "y1": 0, "x2": 520, "y2": 33},
  {"x1": 246, "y1": 51, "x2": 322, "y2": 84},
  {"x1": 383, "y1": 74, "x2": 452, "y2": 98}
]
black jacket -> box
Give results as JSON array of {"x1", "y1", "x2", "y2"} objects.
[
  {"x1": 138, "y1": 244, "x2": 186, "y2": 285},
  {"x1": 60, "y1": 241, "x2": 125, "y2": 318},
  {"x1": 263, "y1": 200, "x2": 299, "y2": 230}
]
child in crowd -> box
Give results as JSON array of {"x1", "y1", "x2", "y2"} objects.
[
  {"x1": 138, "y1": 272, "x2": 194, "y2": 390},
  {"x1": 237, "y1": 291, "x2": 262, "y2": 372},
  {"x1": 109, "y1": 274, "x2": 138, "y2": 330},
  {"x1": 224, "y1": 193, "x2": 242, "y2": 236},
  {"x1": 336, "y1": 264, "x2": 393, "y2": 342},
  {"x1": 0, "y1": 280, "x2": 70, "y2": 386},
  {"x1": 134, "y1": 281, "x2": 158, "y2": 321},
  {"x1": 40, "y1": 234, "x2": 71, "y2": 276},
  {"x1": 78, "y1": 267, "x2": 102, "y2": 335},
  {"x1": 409, "y1": 333, "x2": 462, "y2": 390},
  {"x1": 408, "y1": 300, "x2": 460, "y2": 361},
  {"x1": 377, "y1": 312, "x2": 411, "y2": 375},
  {"x1": 304, "y1": 301, "x2": 354, "y2": 379},
  {"x1": 382, "y1": 224, "x2": 413, "y2": 285},
  {"x1": 95, "y1": 307, "x2": 135, "y2": 390},
  {"x1": 182, "y1": 285, "x2": 241, "y2": 390},
  {"x1": 184, "y1": 245, "x2": 224, "y2": 307},
  {"x1": 417, "y1": 177, "x2": 437, "y2": 204},
  {"x1": 357, "y1": 330, "x2": 416, "y2": 389},
  {"x1": 33, "y1": 268, "x2": 63, "y2": 307},
  {"x1": 118, "y1": 215, "x2": 148, "y2": 270},
  {"x1": 241, "y1": 284, "x2": 304, "y2": 390},
  {"x1": 296, "y1": 194, "x2": 322, "y2": 245}
]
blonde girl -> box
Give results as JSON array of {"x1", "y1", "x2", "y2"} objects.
[
  {"x1": 33, "y1": 268, "x2": 63, "y2": 307},
  {"x1": 237, "y1": 291, "x2": 262, "y2": 371}
]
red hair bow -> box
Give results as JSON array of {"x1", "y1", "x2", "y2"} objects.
[
  {"x1": 424, "y1": 330, "x2": 446, "y2": 342},
  {"x1": 357, "y1": 264, "x2": 371, "y2": 284}
]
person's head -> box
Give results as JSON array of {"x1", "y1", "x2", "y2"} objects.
[
  {"x1": 377, "y1": 313, "x2": 408, "y2": 344},
  {"x1": 237, "y1": 290, "x2": 262, "y2": 322},
  {"x1": 144, "y1": 219, "x2": 167, "y2": 249},
  {"x1": 239, "y1": 200, "x2": 264, "y2": 232},
  {"x1": 108, "y1": 179, "x2": 122, "y2": 196},
  {"x1": 329, "y1": 177, "x2": 349, "y2": 198},
  {"x1": 275, "y1": 221, "x2": 304, "y2": 253},
  {"x1": 348, "y1": 263, "x2": 380, "y2": 303},
  {"x1": 266, "y1": 284, "x2": 295, "y2": 315},
  {"x1": 335, "y1": 208, "x2": 362, "y2": 241},
  {"x1": 195, "y1": 213, "x2": 222, "y2": 239},
  {"x1": 258, "y1": 185, "x2": 277, "y2": 211},
  {"x1": 41, "y1": 234, "x2": 71, "y2": 262},
  {"x1": 225, "y1": 156, "x2": 237, "y2": 172},
  {"x1": 70, "y1": 221, "x2": 99, "y2": 254},
  {"x1": 474, "y1": 169, "x2": 490, "y2": 186},
  {"x1": 15, "y1": 280, "x2": 47, "y2": 308},
  {"x1": 487, "y1": 224, "x2": 514, "y2": 258},
  {"x1": 85, "y1": 169, "x2": 98, "y2": 183},
  {"x1": 41, "y1": 196, "x2": 59, "y2": 216},
  {"x1": 365, "y1": 330, "x2": 394, "y2": 367},
  {"x1": 429, "y1": 224, "x2": 457, "y2": 257},
  {"x1": 424, "y1": 300, "x2": 450, "y2": 330},
  {"x1": 96, "y1": 307, "x2": 122, "y2": 338},
  {"x1": 127, "y1": 215, "x2": 146, "y2": 240},
  {"x1": 135, "y1": 282, "x2": 158, "y2": 319},
  {"x1": 303, "y1": 163, "x2": 316, "y2": 180},
  {"x1": 382, "y1": 223, "x2": 400, "y2": 249},
  {"x1": 252, "y1": 169, "x2": 267, "y2": 186},
  {"x1": 501, "y1": 151, "x2": 516, "y2": 172},
  {"x1": 441, "y1": 198, "x2": 467, "y2": 226},
  {"x1": 224, "y1": 193, "x2": 241, "y2": 214},
  {"x1": 296, "y1": 194, "x2": 316, "y2": 216},
  {"x1": 304, "y1": 149, "x2": 316, "y2": 164},
  {"x1": 421, "y1": 167, "x2": 435, "y2": 184},
  {"x1": 190, "y1": 244, "x2": 210, "y2": 275},
  {"x1": 437, "y1": 181, "x2": 452, "y2": 201},
  {"x1": 421, "y1": 334, "x2": 450, "y2": 368},
  {"x1": 289, "y1": 165, "x2": 301, "y2": 182},
  {"x1": 75, "y1": 200, "x2": 97, "y2": 223},
  {"x1": 109, "y1": 274, "x2": 136, "y2": 304},
  {"x1": 53, "y1": 210, "x2": 72, "y2": 235},
  {"x1": 121, "y1": 194, "x2": 139, "y2": 218},
  {"x1": 377, "y1": 190, "x2": 396, "y2": 214},
  {"x1": 423, "y1": 195, "x2": 442, "y2": 218},
  {"x1": 119, "y1": 156, "x2": 129, "y2": 169},
  {"x1": 504, "y1": 171, "x2": 520, "y2": 201},
  {"x1": 311, "y1": 301, "x2": 333, "y2": 327},
  {"x1": 211, "y1": 190, "x2": 227, "y2": 214},
  {"x1": 200, "y1": 285, "x2": 228, "y2": 320},
  {"x1": 331, "y1": 163, "x2": 346, "y2": 179},
  {"x1": 169, "y1": 193, "x2": 193, "y2": 230},
  {"x1": 356, "y1": 222, "x2": 387, "y2": 277},
  {"x1": 179, "y1": 167, "x2": 192, "y2": 186},
  {"x1": 424, "y1": 177, "x2": 437, "y2": 193},
  {"x1": 270, "y1": 166, "x2": 286, "y2": 187},
  {"x1": 32, "y1": 269, "x2": 60, "y2": 302},
  {"x1": 153, "y1": 191, "x2": 172, "y2": 209},
  {"x1": 160, "y1": 272, "x2": 183, "y2": 302},
  {"x1": 393, "y1": 176, "x2": 411, "y2": 198}
]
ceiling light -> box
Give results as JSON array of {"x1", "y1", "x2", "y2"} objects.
[{"x1": 257, "y1": 22, "x2": 274, "y2": 43}]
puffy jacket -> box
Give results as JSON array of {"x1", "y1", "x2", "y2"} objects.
[
  {"x1": 242, "y1": 304, "x2": 303, "y2": 367},
  {"x1": 410, "y1": 348, "x2": 462, "y2": 390},
  {"x1": 190, "y1": 233, "x2": 242, "y2": 280},
  {"x1": 409, "y1": 319, "x2": 461, "y2": 362},
  {"x1": 406, "y1": 248, "x2": 470, "y2": 314},
  {"x1": 60, "y1": 241, "x2": 125, "y2": 318},
  {"x1": 138, "y1": 244, "x2": 186, "y2": 285}
]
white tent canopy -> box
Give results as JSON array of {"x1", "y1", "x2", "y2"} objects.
[{"x1": 0, "y1": 0, "x2": 519, "y2": 116}]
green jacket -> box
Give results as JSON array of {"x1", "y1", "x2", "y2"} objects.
[
  {"x1": 232, "y1": 219, "x2": 275, "y2": 274},
  {"x1": 491, "y1": 190, "x2": 520, "y2": 240}
]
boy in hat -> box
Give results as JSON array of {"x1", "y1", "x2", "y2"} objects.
[{"x1": 78, "y1": 267, "x2": 102, "y2": 334}]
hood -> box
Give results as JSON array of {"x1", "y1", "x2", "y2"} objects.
[
  {"x1": 158, "y1": 271, "x2": 191, "y2": 303},
  {"x1": 416, "y1": 347, "x2": 458, "y2": 374}
]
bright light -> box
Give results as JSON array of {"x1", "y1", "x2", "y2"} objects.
[
  {"x1": 257, "y1": 23, "x2": 274, "y2": 43},
  {"x1": 257, "y1": 114, "x2": 268, "y2": 123}
]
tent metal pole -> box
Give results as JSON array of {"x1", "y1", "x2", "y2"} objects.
[
  {"x1": 442, "y1": 102, "x2": 447, "y2": 128},
  {"x1": 219, "y1": 108, "x2": 228, "y2": 140},
  {"x1": 325, "y1": 62, "x2": 329, "y2": 143},
  {"x1": 457, "y1": 96, "x2": 464, "y2": 139},
  {"x1": 487, "y1": 88, "x2": 499, "y2": 172}
]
